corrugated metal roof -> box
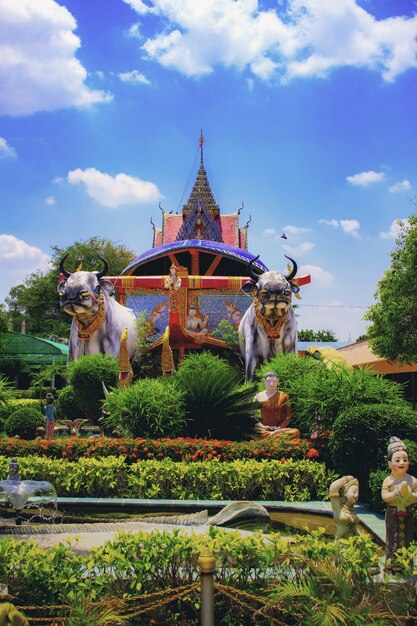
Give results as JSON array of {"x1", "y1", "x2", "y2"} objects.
[{"x1": 298, "y1": 341, "x2": 349, "y2": 351}]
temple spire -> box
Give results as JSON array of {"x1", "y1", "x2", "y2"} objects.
[
  {"x1": 199, "y1": 129, "x2": 204, "y2": 166},
  {"x1": 175, "y1": 131, "x2": 223, "y2": 242}
]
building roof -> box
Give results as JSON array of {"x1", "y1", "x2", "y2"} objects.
[
  {"x1": 298, "y1": 341, "x2": 349, "y2": 351},
  {"x1": 121, "y1": 239, "x2": 269, "y2": 276},
  {"x1": 0, "y1": 331, "x2": 68, "y2": 368},
  {"x1": 337, "y1": 338, "x2": 417, "y2": 373}
]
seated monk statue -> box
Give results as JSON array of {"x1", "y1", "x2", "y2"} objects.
[{"x1": 253, "y1": 372, "x2": 300, "y2": 440}]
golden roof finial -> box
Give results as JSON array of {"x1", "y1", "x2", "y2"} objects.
[{"x1": 199, "y1": 129, "x2": 204, "y2": 164}]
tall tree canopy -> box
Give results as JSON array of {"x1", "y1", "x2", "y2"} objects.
[
  {"x1": 298, "y1": 329, "x2": 338, "y2": 342},
  {"x1": 5, "y1": 237, "x2": 135, "y2": 338},
  {"x1": 365, "y1": 215, "x2": 417, "y2": 363}
]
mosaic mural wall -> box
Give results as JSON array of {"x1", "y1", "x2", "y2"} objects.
[
  {"x1": 196, "y1": 293, "x2": 251, "y2": 333},
  {"x1": 125, "y1": 292, "x2": 252, "y2": 338},
  {"x1": 126, "y1": 293, "x2": 169, "y2": 340}
]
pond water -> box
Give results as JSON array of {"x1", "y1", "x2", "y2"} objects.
[{"x1": 54, "y1": 506, "x2": 339, "y2": 537}]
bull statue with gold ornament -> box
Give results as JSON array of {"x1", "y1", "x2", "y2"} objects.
[
  {"x1": 57, "y1": 255, "x2": 137, "y2": 361},
  {"x1": 239, "y1": 255, "x2": 311, "y2": 380}
]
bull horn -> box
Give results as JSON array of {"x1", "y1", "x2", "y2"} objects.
[
  {"x1": 247, "y1": 255, "x2": 264, "y2": 281},
  {"x1": 59, "y1": 254, "x2": 71, "y2": 278},
  {"x1": 284, "y1": 255, "x2": 297, "y2": 281},
  {"x1": 96, "y1": 255, "x2": 109, "y2": 279}
]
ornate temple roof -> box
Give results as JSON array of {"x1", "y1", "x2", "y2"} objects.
[
  {"x1": 121, "y1": 239, "x2": 268, "y2": 276},
  {"x1": 151, "y1": 133, "x2": 249, "y2": 250}
]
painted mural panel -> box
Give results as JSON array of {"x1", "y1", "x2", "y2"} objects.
[
  {"x1": 196, "y1": 293, "x2": 251, "y2": 334},
  {"x1": 126, "y1": 293, "x2": 169, "y2": 339}
]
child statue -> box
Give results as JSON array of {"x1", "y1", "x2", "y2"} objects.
[
  {"x1": 329, "y1": 475, "x2": 360, "y2": 539},
  {"x1": 44, "y1": 392, "x2": 56, "y2": 441},
  {"x1": 253, "y1": 372, "x2": 300, "y2": 440},
  {"x1": 381, "y1": 437, "x2": 417, "y2": 569}
]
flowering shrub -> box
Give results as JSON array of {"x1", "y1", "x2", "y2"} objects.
[
  {"x1": 0, "y1": 435, "x2": 316, "y2": 463},
  {"x1": 0, "y1": 455, "x2": 333, "y2": 500}
]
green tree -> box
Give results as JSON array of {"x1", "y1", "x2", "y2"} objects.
[
  {"x1": 365, "y1": 215, "x2": 417, "y2": 362},
  {"x1": 298, "y1": 329, "x2": 338, "y2": 342},
  {"x1": 0, "y1": 304, "x2": 8, "y2": 332},
  {"x1": 5, "y1": 237, "x2": 135, "y2": 339}
]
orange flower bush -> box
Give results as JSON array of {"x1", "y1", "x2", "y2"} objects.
[{"x1": 0, "y1": 435, "x2": 317, "y2": 463}]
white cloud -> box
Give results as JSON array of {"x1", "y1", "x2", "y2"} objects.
[
  {"x1": 0, "y1": 234, "x2": 51, "y2": 301},
  {"x1": 0, "y1": 137, "x2": 17, "y2": 159},
  {"x1": 283, "y1": 241, "x2": 314, "y2": 256},
  {"x1": 45, "y1": 196, "x2": 56, "y2": 205},
  {"x1": 119, "y1": 69, "x2": 151, "y2": 85},
  {"x1": 263, "y1": 227, "x2": 276, "y2": 236},
  {"x1": 123, "y1": 0, "x2": 154, "y2": 15},
  {"x1": 340, "y1": 219, "x2": 360, "y2": 238},
  {"x1": 299, "y1": 264, "x2": 335, "y2": 288},
  {"x1": 318, "y1": 218, "x2": 339, "y2": 227},
  {"x1": 379, "y1": 218, "x2": 410, "y2": 239},
  {"x1": 125, "y1": 0, "x2": 417, "y2": 83},
  {"x1": 389, "y1": 179, "x2": 411, "y2": 193},
  {"x1": 346, "y1": 170, "x2": 386, "y2": 186},
  {"x1": 67, "y1": 167, "x2": 163, "y2": 208},
  {"x1": 319, "y1": 218, "x2": 360, "y2": 237},
  {"x1": 0, "y1": 0, "x2": 112, "y2": 116},
  {"x1": 283, "y1": 224, "x2": 311, "y2": 236}
]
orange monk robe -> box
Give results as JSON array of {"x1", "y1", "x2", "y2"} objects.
[{"x1": 256, "y1": 391, "x2": 299, "y2": 440}]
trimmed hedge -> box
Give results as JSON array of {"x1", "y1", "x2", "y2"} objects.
[
  {"x1": 330, "y1": 403, "x2": 417, "y2": 494},
  {"x1": 0, "y1": 435, "x2": 316, "y2": 462},
  {"x1": 0, "y1": 456, "x2": 335, "y2": 500},
  {"x1": 4, "y1": 405, "x2": 44, "y2": 440}
]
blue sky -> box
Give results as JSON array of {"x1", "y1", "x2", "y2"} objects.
[{"x1": 1, "y1": 0, "x2": 417, "y2": 341}]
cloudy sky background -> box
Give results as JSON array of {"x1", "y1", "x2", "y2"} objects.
[{"x1": 1, "y1": 0, "x2": 417, "y2": 341}]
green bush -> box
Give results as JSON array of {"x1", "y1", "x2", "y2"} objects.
[
  {"x1": 259, "y1": 354, "x2": 407, "y2": 436},
  {"x1": 330, "y1": 403, "x2": 417, "y2": 494},
  {"x1": 56, "y1": 386, "x2": 85, "y2": 421},
  {"x1": 104, "y1": 379, "x2": 186, "y2": 437},
  {"x1": 174, "y1": 351, "x2": 256, "y2": 440},
  {"x1": 0, "y1": 402, "x2": 13, "y2": 426},
  {"x1": 68, "y1": 354, "x2": 118, "y2": 421},
  {"x1": 4, "y1": 405, "x2": 44, "y2": 440},
  {"x1": 0, "y1": 529, "x2": 388, "y2": 625},
  {"x1": 0, "y1": 375, "x2": 13, "y2": 410},
  {"x1": 0, "y1": 455, "x2": 335, "y2": 500}
]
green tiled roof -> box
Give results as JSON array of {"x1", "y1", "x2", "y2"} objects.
[{"x1": 0, "y1": 331, "x2": 68, "y2": 368}]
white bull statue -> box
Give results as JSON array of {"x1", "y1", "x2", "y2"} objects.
[
  {"x1": 239, "y1": 255, "x2": 309, "y2": 380},
  {"x1": 57, "y1": 255, "x2": 137, "y2": 361}
]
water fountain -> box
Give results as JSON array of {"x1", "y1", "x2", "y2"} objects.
[{"x1": 0, "y1": 459, "x2": 57, "y2": 526}]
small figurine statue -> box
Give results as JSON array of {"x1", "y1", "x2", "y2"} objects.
[
  {"x1": 381, "y1": 437, "x2": 417, "y2": 569},
  {"x1": 61, "y1": 419, "x2": 89, "y2": 437},
  {"x1": 329, "y1": 475, "x2": 360, "y2": 539},
  {"x1": 186, "y1": 305, "x2": 209, "y2": 334},
  {"x1": 253, "y1": 372, "x2": 300, "y2": 440},
  {"x1": 6, "y1": 458, "x2": 20, "y2": 482},
  {"x1": 164, "y1": 265, "x2": 181, "y2": 291},
  {"x1": 44, "y1": 392, "x2": 56, "y2": 440}
]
